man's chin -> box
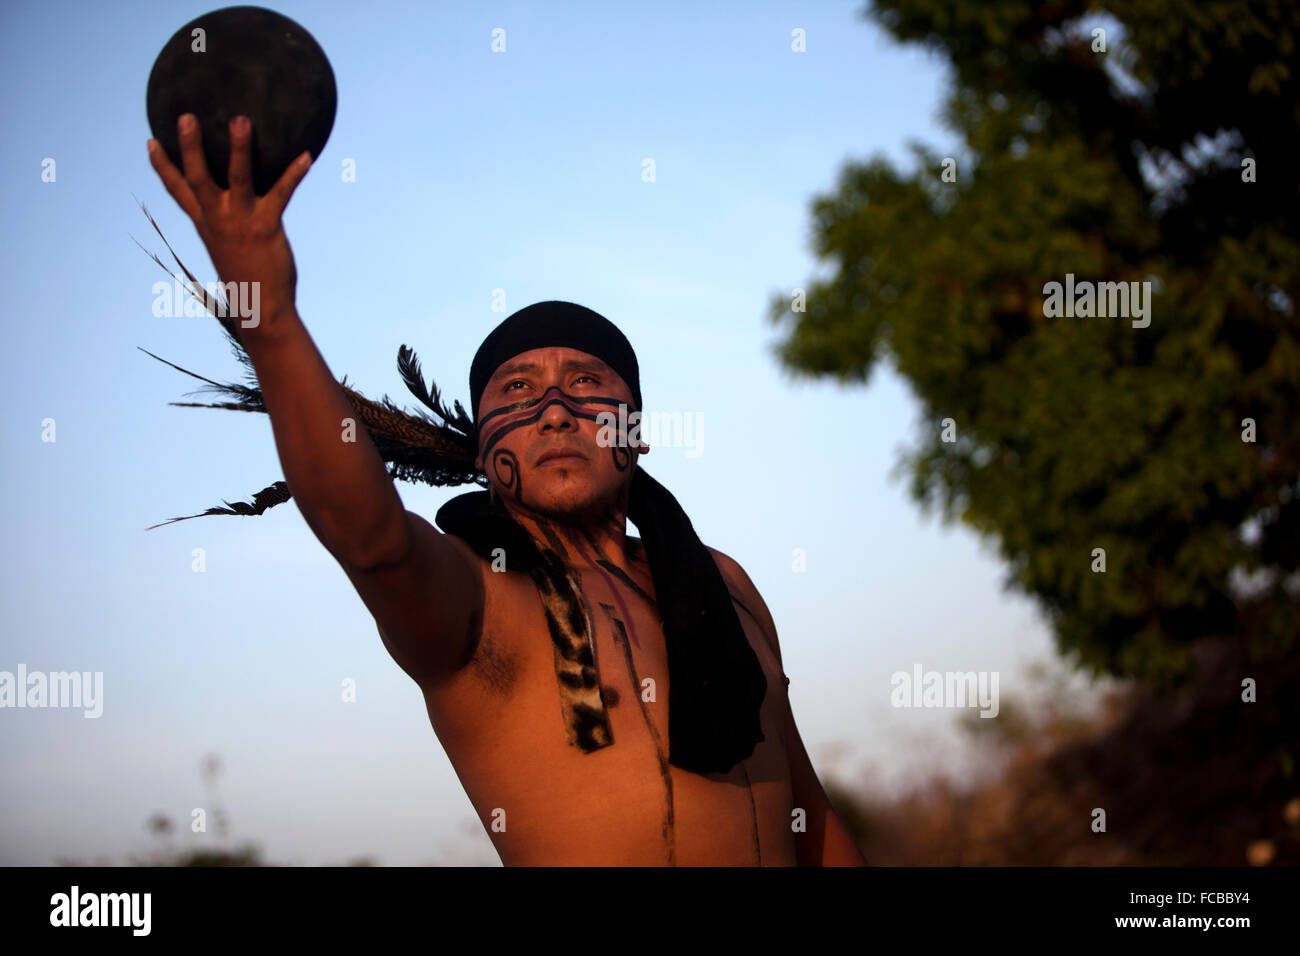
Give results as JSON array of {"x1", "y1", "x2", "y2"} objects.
[{"x1": 513, "y1": 483, "x2": 610, "y2": 524}]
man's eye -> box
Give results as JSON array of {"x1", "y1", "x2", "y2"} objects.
[
  {"x1": 505, "y1": 380, "x2": 526, "y2": 391},
  {"x1": 574, "y1": 375, "x2": 597, "y2": 385}
]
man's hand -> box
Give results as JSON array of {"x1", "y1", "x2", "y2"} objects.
[{"x1": 146, "y1": 112, "x2": 312, "y2": 333}]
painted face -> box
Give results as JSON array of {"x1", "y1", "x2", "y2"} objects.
[{"x1": 474, "y1": 346, "x2": 647, "y2": 519}]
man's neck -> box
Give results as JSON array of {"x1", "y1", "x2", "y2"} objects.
[{"x1": 499, "y1": 494, "x2": 635, "y2": 573}]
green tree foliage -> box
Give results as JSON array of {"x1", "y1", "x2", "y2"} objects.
[{"x1": 769, "y1": 1, "x2": 1300, "y2": 688}]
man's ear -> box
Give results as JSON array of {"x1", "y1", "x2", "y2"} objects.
[{"x1": 630, "y1": 405, "x2": 650, "y2": 455}]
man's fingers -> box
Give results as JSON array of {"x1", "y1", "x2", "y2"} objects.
[
  {"x1": 227, "y1": 115, "x2": 254, "y2": 209},
  {"x1": 147, "y1": 139, "x2": 204, "y2": 225},
  {"x1": 177, "y1": 113, "x2": 219, "y2": 207},
  {"x1": 262, "y1": 151, "x2": 313, "y2": 220}
]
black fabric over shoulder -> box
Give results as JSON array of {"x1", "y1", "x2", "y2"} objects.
[
  {"x1": 435, "y1": 490, "x2": 543, "y2": 571},
  {"x1": 626, "y1": 468, "x2": 767, "y2": 774}
]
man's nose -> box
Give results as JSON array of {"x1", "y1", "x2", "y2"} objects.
[{"x1": 537, "y1": 390, "x2": 578, "y2": 432}]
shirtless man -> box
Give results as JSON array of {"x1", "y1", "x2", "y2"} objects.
[{"x1": 147, "y1": 113, "x2": 866, "y2": 866}]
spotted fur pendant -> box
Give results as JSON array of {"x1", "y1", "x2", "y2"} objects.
[
  {"x1": 528, "y1": 550, "x2": 613, "y2": 752},
  {"x1": 434, "y1": 489, "x2": 614, "y2": 754}
]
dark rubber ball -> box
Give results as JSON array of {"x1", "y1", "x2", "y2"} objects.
[{"x1": 146, "y1": 5, "x2": 336, "y2": 196}]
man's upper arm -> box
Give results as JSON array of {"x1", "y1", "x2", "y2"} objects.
[
  {"x1": 337, "y1": 509, "x2": 485, "y2": 689},
  {"x1": 708, "y1": 547, "x2": 866, "y2": 866}
]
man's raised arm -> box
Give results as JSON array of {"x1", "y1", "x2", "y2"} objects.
[
  {"x1": 235, "y1": 310, "x2": 485, "y2": 686},
  {"x1": 146, "y1": 113, "x2": 482, "y2": 686}
]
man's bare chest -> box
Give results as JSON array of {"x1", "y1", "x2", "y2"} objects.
[
  {"x1": 419, "y1": 555, "x2": 796, "y2": 864},
  {"x1": 431, "y1": 553, "x2": 787, "y2": 751},
  {"x1": 456, "y1": 560, "x2": 673, "y2": 743}
]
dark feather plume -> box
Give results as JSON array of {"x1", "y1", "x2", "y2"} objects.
[
  {"x1": 145, "y1": 482, "x2": 292, "y2": 530},
  {"x1": 136, "y1": 203, "x2": 487, "y2": 532}
]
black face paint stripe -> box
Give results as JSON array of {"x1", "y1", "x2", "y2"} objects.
[
  {"x1": 477, "y1": 387, "x2": 631, "y2": 455},
  {"x1": 491, "y1": 448, "x2": 522, "y2": 498},
  {"x1": 480, "y1": 404, "x2": 607, "y2": 457},
  {"x1": 478, "y1": 386, "x2": 628, "y2": 428}
]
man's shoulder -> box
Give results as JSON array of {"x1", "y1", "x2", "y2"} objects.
[
  {"x1": 704, "y1": 545, "x2": 751, "y2": 593},
  {"x1": 704, "y1": 546, "x2": 785, "y2": 670},
  {"x1": 704, "y1": 546, "x2": 765, "y2": 626},
  {"x1": 625, "y1": 536, "x2": 759, "y2": 617},
  {"x1": 439, "y1": 529, "x2": 539, "y2": 605}
]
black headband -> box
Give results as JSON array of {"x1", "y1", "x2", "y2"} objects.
[{"x1": 469, "y1": 300, "x2": 642, "y2": 424}]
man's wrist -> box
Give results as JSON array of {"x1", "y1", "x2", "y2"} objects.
[{"x1": 233, "y1": 301, "x2": 303, "y2": 352}]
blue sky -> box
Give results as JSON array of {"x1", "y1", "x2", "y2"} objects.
[{"x1": 0, "y1": 0, "x2": 1107, "y2": 866}]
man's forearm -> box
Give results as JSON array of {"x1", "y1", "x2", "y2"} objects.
[{"x1": 237, "y1": 309, "x2": 407, "y2": 567}]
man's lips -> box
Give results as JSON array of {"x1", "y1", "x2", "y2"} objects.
[{"x1": 535, "y1": 448, "x2": 589, "y2": 466}]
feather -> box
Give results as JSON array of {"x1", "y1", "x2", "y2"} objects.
[
  {"x1": 136, "y1": 346, "x2": 264, "y2": 410},
  {"x1": 145, "y1": 481, "x2": 292, "y2": 531},
  {"x1": 135, "y1": 206, "x2": 488, "y2": 531},
  {"x1": 396, "y1": 345, "x2": 476, "y2": 438},
  {"x1": 131, "y1": 194, "x2": 237, "y2": 338}
]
